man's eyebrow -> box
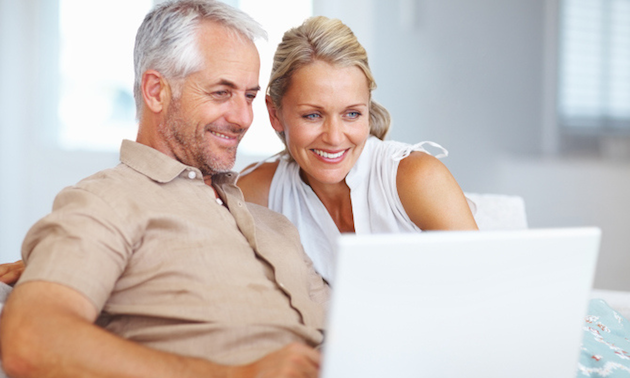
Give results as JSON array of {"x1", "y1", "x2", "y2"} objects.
[{"x1": 217, "y1": 79, "x2": 260, "y2": 92}]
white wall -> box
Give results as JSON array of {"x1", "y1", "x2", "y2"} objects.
[
  {"x1": 493, "y1": 156, "x2": 630, "y2": 290},
  {"x1": 2, "y1": 0, "x2": 629, "y2": 290}
]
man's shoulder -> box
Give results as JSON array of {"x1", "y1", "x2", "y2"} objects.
[
  {"x1": 71, "y1": 163, "x2": 147, "y2": 194},
  {"x1": 53, "y1": 163, "x2": 150, "y2": 213}
]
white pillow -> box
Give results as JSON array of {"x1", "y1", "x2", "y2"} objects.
[{"x1": 464, "y1": 193, "x2": 528, "y2": 230}]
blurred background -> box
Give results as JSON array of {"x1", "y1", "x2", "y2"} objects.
[{"x1": 1, "y1": 0, "x2": 629, "y2": 290}]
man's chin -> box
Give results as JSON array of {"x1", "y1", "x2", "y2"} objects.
[{"x1": 203, "y1": 157, "x2": 236, "y2": 176}]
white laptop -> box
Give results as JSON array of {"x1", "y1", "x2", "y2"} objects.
[{"x1": 320, "y1": 227, "x2": 601, "y2": 378}]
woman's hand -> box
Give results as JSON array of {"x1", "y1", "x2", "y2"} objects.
[{"x1": 0, "y1": 260, "x2": 25, "y2": 286}]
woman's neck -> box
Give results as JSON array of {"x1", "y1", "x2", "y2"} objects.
[{"x1": 300, "y1": 170, "x2": 355, "y2": 233}]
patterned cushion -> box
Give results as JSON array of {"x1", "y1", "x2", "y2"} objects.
[{"x1": 578, "y1": 299, "x2": 630, "y2": 377}]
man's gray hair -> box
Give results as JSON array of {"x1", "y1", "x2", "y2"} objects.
[{"x1": 133, "y1": 0, "x2": 266, "y2": 116}]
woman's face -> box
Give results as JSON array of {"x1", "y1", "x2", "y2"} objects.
[{"x1": 269, "y1": 60, "x2": 371, "y2": 187}]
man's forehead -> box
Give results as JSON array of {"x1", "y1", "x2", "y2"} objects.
[
  {"x1": 193, "y1": 22, "x2": 260, "y2": 84},
  {"x1": 197, "y1": 19, "x2": 257, "y2": 52}
]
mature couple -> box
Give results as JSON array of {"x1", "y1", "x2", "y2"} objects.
[{"x1": 0, "y1": 1, "x2": 476, "y2": 377}]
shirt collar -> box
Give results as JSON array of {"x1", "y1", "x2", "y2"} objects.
[{"x1": 119, "y1": 139, "x2": 238, "y2": 185}]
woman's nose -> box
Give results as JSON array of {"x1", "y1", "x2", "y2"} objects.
[{"x1": 322, "y1": 117, "x2": 344, "y2": 145}]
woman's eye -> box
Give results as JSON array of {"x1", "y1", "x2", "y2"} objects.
[
  {"x1": 303, "y1": 113, "x2": 320, "y2": 120},
  {"x1": 346, "y1": 111, "x2": 361, "y2": 119}
]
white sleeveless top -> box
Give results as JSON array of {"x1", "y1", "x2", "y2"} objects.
[{"x1": 265, "y1": 136, "x2": 448, "y2": 284}]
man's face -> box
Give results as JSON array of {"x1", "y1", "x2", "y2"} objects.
[{"x1": 158, "y1": 21, "x2": 261, "y2": 177}]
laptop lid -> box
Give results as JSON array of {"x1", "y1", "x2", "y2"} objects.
[{"x1": 320, "y1": 227, "x2": 601, "y2": 378}]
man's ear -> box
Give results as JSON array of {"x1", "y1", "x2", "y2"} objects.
[
  {"x1": 141, "y1": 69, "x2": 171, "y2": 114},
  {"x1": 266, "y1": 95, "x2": 284, "y2": 133}
]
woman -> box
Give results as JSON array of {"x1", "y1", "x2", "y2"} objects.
[{"x1": 237, "y1": 16, "x2": 477, "y2": 283}]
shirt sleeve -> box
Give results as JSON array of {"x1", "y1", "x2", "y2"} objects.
[{"x1": 18, "y1": 186, "x2": 133, "y2": 312}]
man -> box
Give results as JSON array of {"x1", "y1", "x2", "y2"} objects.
[{"x1": 0, "y1": 1, "x2": 328, "y2": 377}]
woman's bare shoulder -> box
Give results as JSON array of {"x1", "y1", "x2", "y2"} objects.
[
  {"x1": 396, "y1": 151, "x2": 477, "y2": 230},
  {"x1": 237, "y1": 161, "x2": 280, "y2": 207},
  {"x1": 396, "y1": 150, "x2": 448, "y2": 183}
]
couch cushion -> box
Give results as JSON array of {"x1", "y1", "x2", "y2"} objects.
[{"x1": 465, "y1": 193, "x2": 528, "y2": 230}]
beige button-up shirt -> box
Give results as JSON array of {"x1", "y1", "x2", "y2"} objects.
[{"x1": 19, "y1": 140, "x2": 329, "y2": 365}]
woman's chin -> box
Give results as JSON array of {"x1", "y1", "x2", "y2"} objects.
[{"x1": 302, "y1": 169, "x2": 351, "y2": 187}]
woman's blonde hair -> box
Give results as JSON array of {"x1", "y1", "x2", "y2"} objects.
[{"x1": 267, "y1": 16, "x2": 391, "y2": 150}]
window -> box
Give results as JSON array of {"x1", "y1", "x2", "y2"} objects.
[
  {"x1": 57, "y1": 0, "x2": 311, "y2": 156},
  {"x1": 558, "y1": 0, "x2": 630, "y2": 132},
  {"x1": 58, "y1": 0, "x2": 152, "y2": 150}
]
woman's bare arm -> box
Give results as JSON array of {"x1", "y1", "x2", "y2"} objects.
[
  {"x1": 237, "y1": 162, "x2": 279, "y2": 207},
  {"x1": 396, "y1": 151, "x2": 478, "y2": 231}
]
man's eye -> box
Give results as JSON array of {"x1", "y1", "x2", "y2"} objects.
[
  {"x1": 212, "y1": 90, "x2": 230, "y2": 99},
  {"x1": 246, "y1": 92, "x2": 257, "y2": 102}
]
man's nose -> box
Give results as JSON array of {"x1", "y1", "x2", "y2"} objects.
[{"x1": 225, "y1": 94, "x2": 254, "y2": 129}]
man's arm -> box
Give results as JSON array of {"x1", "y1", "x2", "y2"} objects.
[{"x1": 0, "y1": 281, "x2": 321, "y2": 378}]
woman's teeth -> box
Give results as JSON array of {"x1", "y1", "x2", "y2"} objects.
[{"x1": 313, "y1": 149, "x2": 344, "y2": 159}]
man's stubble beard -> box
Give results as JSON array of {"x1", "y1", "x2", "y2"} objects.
[{"x1": 160, "y1": 100, "x2": 240, "y2": 177}]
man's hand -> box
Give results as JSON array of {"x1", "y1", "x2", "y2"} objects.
[
  {"x1": 236, "y1": 343, "x2": 321, "y2": 378},
  {"x1": 0, "y1": 260, "x2": 24, "y2": 285}
]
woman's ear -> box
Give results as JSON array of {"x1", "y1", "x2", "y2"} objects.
[
  {"x1": 141, "y1": 69, "x2": 171, "y2": 114},
  {"x1": 266, "y1": 95, "x2": 285, "y2": 133}
]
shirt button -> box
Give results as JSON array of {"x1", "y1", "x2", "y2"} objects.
[
  {"x1": 188, "y1": 171, "x2": 196, "y2": 179},
  {"x1": 237, "y1": 201, "x2": 243, "y2": 207}
]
